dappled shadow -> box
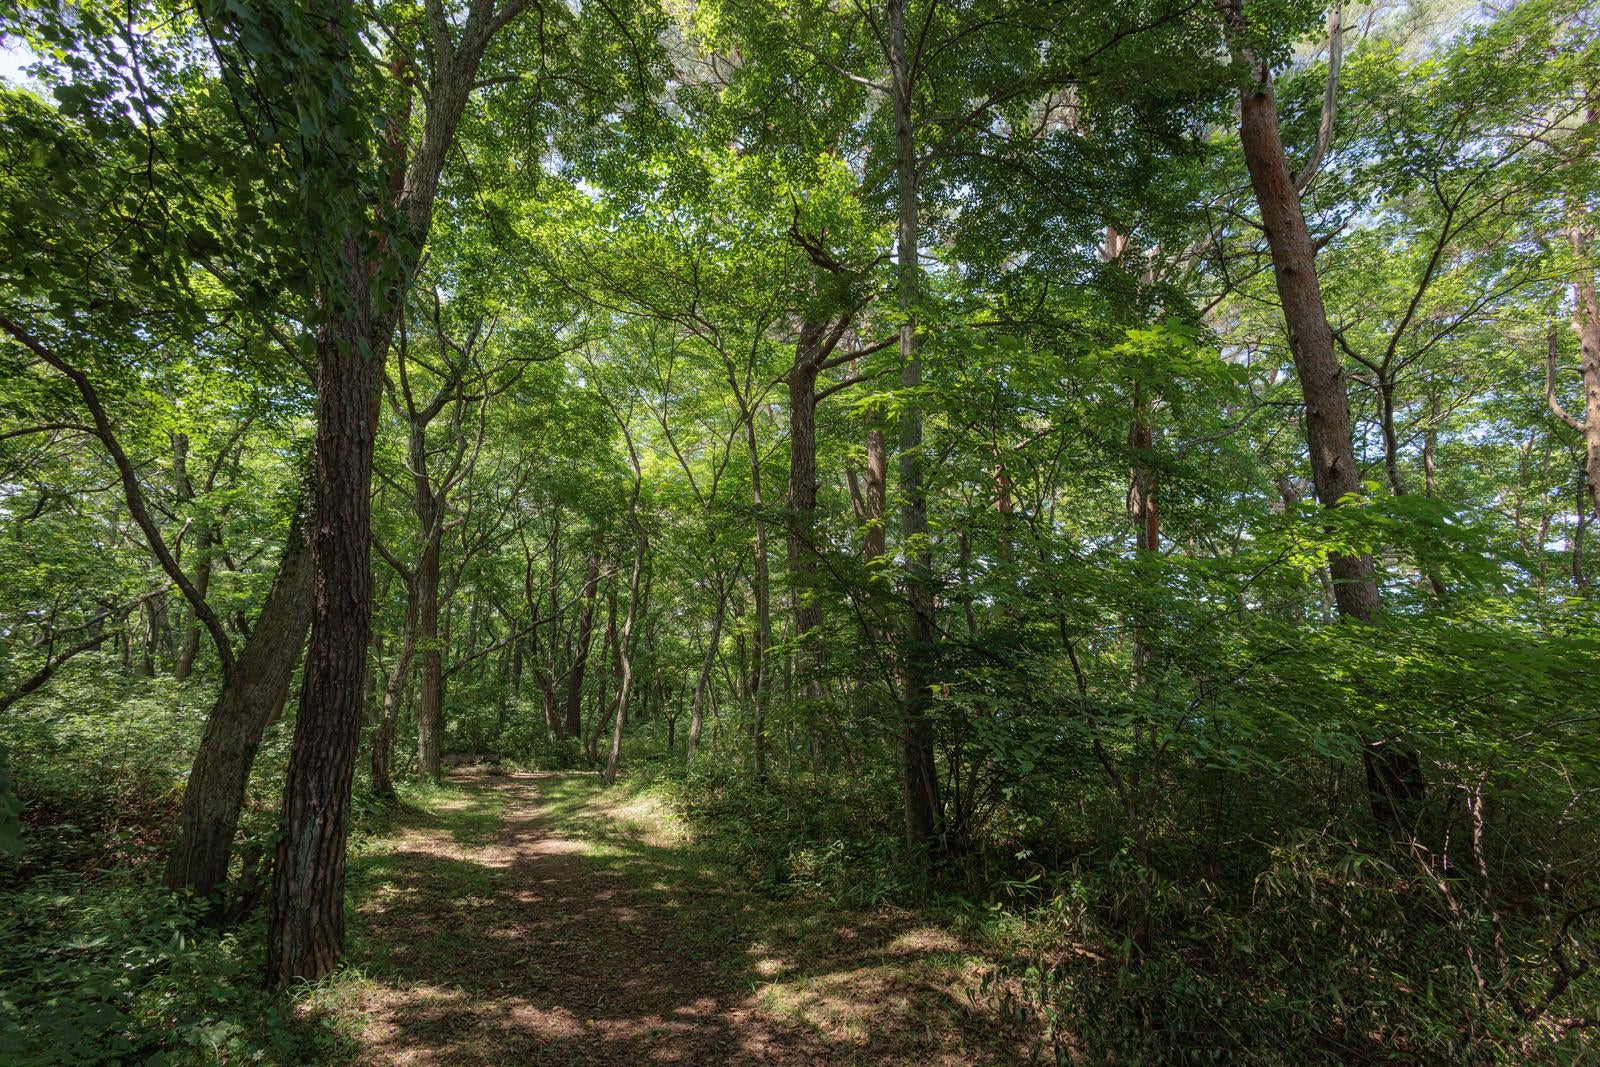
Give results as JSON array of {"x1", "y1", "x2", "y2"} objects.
[{"x1": 343, "y1": 771, "x2": 1012, "y2": 1065}]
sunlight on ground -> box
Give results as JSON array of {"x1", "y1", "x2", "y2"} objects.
[{"x1": 331, "y1": 771, "x2": 1016, "y2": 1065}]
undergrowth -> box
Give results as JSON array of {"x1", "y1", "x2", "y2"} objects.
[{"x1": 628, "y1": 745, "x2": 1600, "y2": 1065}]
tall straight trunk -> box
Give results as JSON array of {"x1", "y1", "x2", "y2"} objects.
[
  {"x1": 371, "y1": 577, "x2": 419, "y2": 799},
  {"x1": 173, "y1": 527, "x2": 214, "y2": 682},
  {"x1": 565, "y1": 543, "x2": 602, "y2": 738},
  {"x1": 264, "y1": 0, "x2": 524, "y2": 987},
  {"x1": 546, "y1": 518, "x2": 564, "y2": 735},
  {"x1": 1560, "y1": 190, "x2": 1600, "y2": 521},
  {"x1": 172, "y1": 430, "x2": 212, "y2": 683},
  {"x1": 888, "y1": 0, "x2": 940, "y2": 858},
  {"x1": 267, "y1": 240, "x2": 380, "y2": 985},
  {"x1": 741, "y1": 403, "x2": 771, "y2": 780},
  {"x1": 864, "y1": 425, "x2": 887, "y2": 559},
  {"x1": 586, "y1": 591, "x2": 619, "y2": 765},
  {"x1": 604, "y1": 521, "x2": 647, "y2": 785},
  {"x1": 1225, "y1": 5, "x2": 1421, "y2": 836},
  {"x1": 787, "y1": 320, "x2": 825, "y2": 693},
  {"x1": 1378, "y1": 377, "x2": 1406, "y2": 497},
  {"x1": 686, "y1": 583, "x2": 726, "y2": 762},
  {"x1": 1232, "y1": 47, "x2": 1379, "y2": 622},
  {"x1": 164, "y1": 505, "x2": 313, "y2": 898},
  {"x1": 415, "y1": 540, "x2": 443, "y2": 780}
]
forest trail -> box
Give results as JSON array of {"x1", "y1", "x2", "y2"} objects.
[{"x1": 340, "y1": 771, "x2": 1005, "y2": 1066}]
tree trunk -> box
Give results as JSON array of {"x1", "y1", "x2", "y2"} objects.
[
  {"x1": 741, "y1": 399, "x2": 771, "y2": 780},
  {"x1": 864, "y1": 425, "x2": 887, "y2": 559},
  {"x1": 173, "y1": 526, "x2": 214, "y2": 682},
  {"x1": 1565, "y1": 197, "x2": 1600, "y2": 521},
  {"x1": 263, "y1": 0, "x2": 521, "y2": 987},
  {"x1": 1226, "y1": 5, "x2": 1421, "y2": 836},
  {"x1": 586, "y1": 592, "x2": 618, "y2": 765},
  {"x1": 686, "y1": 584, "x2": 726, "y2": 763},
  {"x1": 565, "y1": 543, "x2": 602, "y2": 739},
  {"x1": 372, "y1": 577, "x2": 420, "y2": 800},
  {"x1": 604, "y1": 522, "x2": 647, "y2": 785},
  {"x1": 266, "y1": 243, "x2": 380, "y2": 985},
  {"x1": 172, "y1": 431, "x2": 215, "y2": 683},
  {"x1": 889, "y1": 0, "x2": 940, "y2": 860},
  {"x1": 787, "y1": 321, "x2": 825, "y2": 695},
  {"x1": 164, "y1": 505, "x2": 313, "y2": 899},
  {"x1": 415, "y1": 540, "x2": 443, "y2": 781},
  {"x1": 1232, "y1": 42, "x2": 1379, "y2": 622}
]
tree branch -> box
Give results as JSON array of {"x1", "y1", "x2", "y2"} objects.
[{"x1": 0, "y1": 316, "x2": 238, "y2": 679}]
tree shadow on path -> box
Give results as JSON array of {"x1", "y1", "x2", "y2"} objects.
[{"x1": 343, "y1": 770, "x2": 1013, "y2": 1065}]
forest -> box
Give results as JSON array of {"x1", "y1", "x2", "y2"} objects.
[{"x1": 2, "y1": 0, "x2": 1599, "y2": 1061}]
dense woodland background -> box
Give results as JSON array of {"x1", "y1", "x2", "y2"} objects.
[{"x1": 2, "y1": 0, "x2": 1600, "y2": 1061}]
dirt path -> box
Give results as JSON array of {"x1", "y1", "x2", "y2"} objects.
[{"x1": 344, "y1": 771, "x2": 999, "y2": 1065}]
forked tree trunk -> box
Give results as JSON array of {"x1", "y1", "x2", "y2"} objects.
[{"x1": 265, "y1": 0, "x2": 524, "y2": 987}]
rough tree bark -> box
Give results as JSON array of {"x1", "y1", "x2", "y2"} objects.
[
  {"x1": 266, "y1": 237, "x2": 380, "y2": 985},
  {"x1": 267, "y1": 0, "x2": 526, "y2": 986}
]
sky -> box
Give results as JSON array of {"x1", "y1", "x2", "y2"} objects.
[{"x1": 0, "y1": 36, "x2": 39, "y2": 88}]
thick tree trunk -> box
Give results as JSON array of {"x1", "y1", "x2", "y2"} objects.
[
  {"x1": 888, "y1": 0, "x2": 940, "y2": 860},
  {"x1": 266, "y1": 246, "x2": 380, "y2": 986},
  {"x1": 263, "y1": 0, "x2": 520, "y2": 987},
  {"x1": 164, "y1": 507, "x2": 313, "y2": 899}
]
